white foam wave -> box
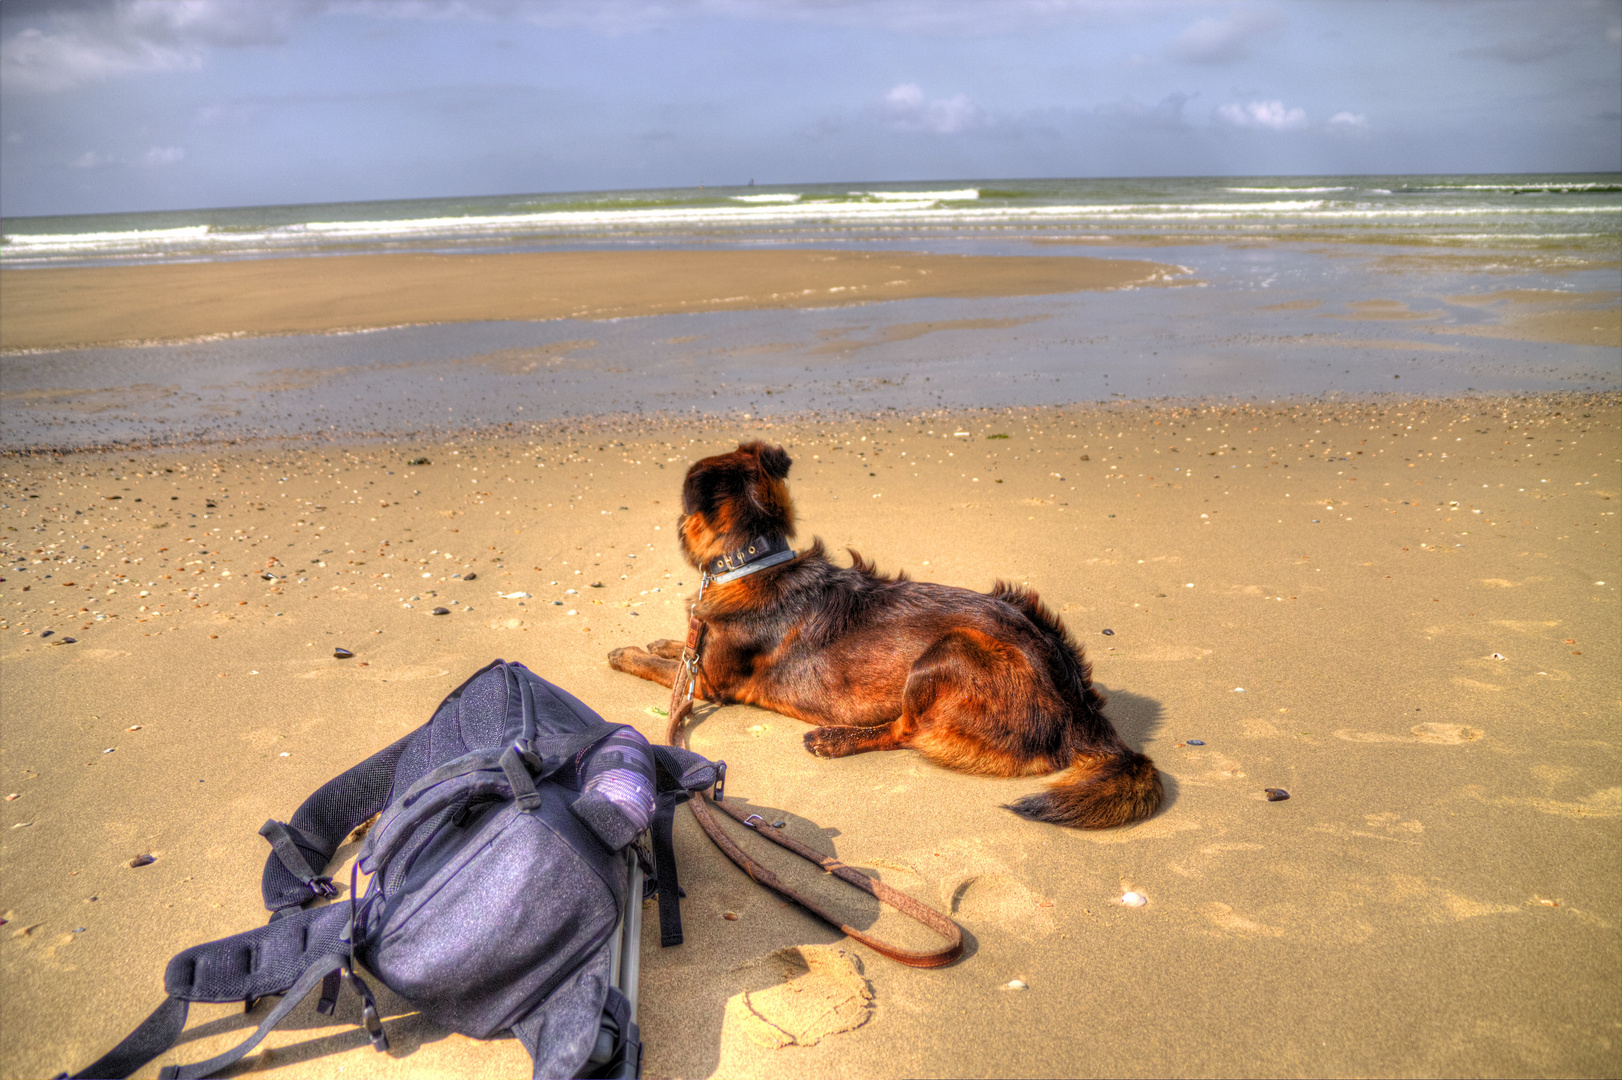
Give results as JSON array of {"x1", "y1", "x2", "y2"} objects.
[
  {"x1": 858, "y1": 189, "x2": 979, "y2": 200},
  {"x1": 731, "y1": 193, "x2": 800, "y2": 203},
  {"x1": 1225, "y1": 186, "x2": 1354, "y2": 193}
]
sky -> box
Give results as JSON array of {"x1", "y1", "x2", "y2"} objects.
[{"x1": 2, "y1": 0, "x2": 1619, "y2": 218}]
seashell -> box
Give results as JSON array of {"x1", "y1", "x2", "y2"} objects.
[
  {"x1": 1264, "y1": 788, "x2": 1290, "y2": 801},
  {"x1": 431, "y1": 607, "x2": 450, "y2": 616},
  {"x1": 1101, "y1": 629, "x2": 1114, "y2": 636},
  {"x1": 722, "y1": 912, "x2": 739, "y2": 921},
  {"x1": 333, "y1": 648, "x2": 354, "y2": 659},
  {"x1": 1121, "y1": 892, "x2": 1147, "y2": 907},
  {"x1": 1006, "y1": 980, "x2": 1028, "y2": 990},
  {"x1": 1186, "y1": 739, "x2": 1205, "y2": 746},
  {"x1": 128, "y1": 855, "x2": 155, "y2": 868},
  {"x1": 408, "y1": 457, "x2": 430, "y2": 466},
  {"x1": 463, "y1": 572, "x2": 477, "y2": 581}
]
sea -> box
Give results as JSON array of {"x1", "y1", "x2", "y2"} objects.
[
  {"x1": 3, "y1": 174, "x2": 1618, "y2": 449},
  {"x1": 3, "y1": 174, "x2": 1619, "y2": 267}
]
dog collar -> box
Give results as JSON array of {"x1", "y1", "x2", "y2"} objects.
[{"x1": 705, "y1": 535, "x2": 796, "y2": 585}]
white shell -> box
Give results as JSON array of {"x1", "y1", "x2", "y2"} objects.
[
  {"x1": 1121, "y1": 891, "x2": 1148, "y2": 907},
  {"x1": 1006, "y1": 980, "x2": 1027, "y2": 990}
]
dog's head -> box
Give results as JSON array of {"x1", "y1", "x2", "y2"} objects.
[{"x1": 679, "y1": 442, "x2": 796, "y2": 568}]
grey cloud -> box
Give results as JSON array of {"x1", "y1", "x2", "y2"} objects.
[
  {"x1": 1458, "y1": 38, "x2": 1573, "y2": 63},
  {"x1": 1, "y1": 0, "x2": 318, "y2": 92},
  {"x1": 1169, "y1": 8, "x2": 1285, "y2": 64},
  {"x1": 1094, "y1": 92, "x2": 1193, "y2": 131}
]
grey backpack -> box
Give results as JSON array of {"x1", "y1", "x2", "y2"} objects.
[{"x1": 67, "y1": 659, "x2": 722, "y2": 1080}]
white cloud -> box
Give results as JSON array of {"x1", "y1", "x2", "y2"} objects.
[
  {"x1": 69, "y1": 150, "x2": 110, "y2": 169},
  {"x1": 140, "y1": 145, "x2": 186, "y2": 166},
  {"x1": 877, "y1": 82, "x2": 982, "y2": 134},
  {"x1": 1327, "y1": 111, "x2": 1369, "y2": 135},
  {"x1": 1214, "y1": 99, "x2": 1307, "y2": 131},
  {"x1": 1170, "y1": 9, "x2": 1285, "y2": 64},
  {"x1": 1, "y1": 0, "x2": 309, "y2": 93}
]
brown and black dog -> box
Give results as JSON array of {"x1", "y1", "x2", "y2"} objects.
[{"x1": 608, "y1": 441, "x2": 1162, "y2": 828}]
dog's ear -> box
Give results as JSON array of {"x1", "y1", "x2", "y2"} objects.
[{"x1": 757, "y1": 444, "x2": 792, "y2": 480}]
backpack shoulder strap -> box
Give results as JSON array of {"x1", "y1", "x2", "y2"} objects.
[{"x1": 259, "y1": 729, "x2": 418, "y2": 916}]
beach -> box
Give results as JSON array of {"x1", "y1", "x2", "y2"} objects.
[
  {"x1": 2, "y1": 183, "x2": 1621, "y2": 1080},
  {"x1": 2, "y1": 373, "x2": 1618, "y2": 1076}
]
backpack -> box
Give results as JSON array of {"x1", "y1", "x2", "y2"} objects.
[{"x1": 67, "y1": 659, "x2": 723, "y2": 1080}]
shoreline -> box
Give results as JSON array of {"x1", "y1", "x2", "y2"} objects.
[{"x1": 0, "y1": 249, "x2": 1186, "y2": 353}]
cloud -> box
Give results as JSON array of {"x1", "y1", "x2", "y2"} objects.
[
  {"x1": 876, "y1": 82, "x2": 983, "y2": 134},
  {"x1": 69, "y1": 149, "x2": 110, "y2": 169},
  {"x1": 1458, "y1": 37, "x2": 1572, "y2": 63},
  {"x1": 0, "y1": 0, "x2": 311, "y2": 92},
  {"x1": 1170, "y1": 8, "x2": 1285, "y2": 64},
  {"x1": 1326, "y1": 111, "x2": 1369, "y2": 135},
  {"x1": 139, "y1": 145, "x2": 186, "y2": 166},
  {"x1": 1214, "y1": 99, "x2": 1307, "y2": 131},
  {"x1": 1095, "y1": 92, "x2": 1193, "y2": 131}
]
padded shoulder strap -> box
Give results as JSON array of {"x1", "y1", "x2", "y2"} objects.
[{"x1": 259, "y1": 729, "x2": 416, "y2": 915}]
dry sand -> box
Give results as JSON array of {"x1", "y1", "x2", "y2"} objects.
[
  {"x1": 3, "y1": 393, "x2": 1618, "y2": 1078},
  {"x1": 0, "y1": 250, "x2": 1183, "y2": 352}
]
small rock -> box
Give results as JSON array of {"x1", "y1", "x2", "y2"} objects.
[
  {"x1": 431, "y1": 607, "x2": 450, "y2": 616},
  {"x1": 40, "y1": 630, "x2": 54, "y2": 639},
  {"x1": 1186, "y1": 739, "x2": 1205, "y2": 746},
  {"x1": 722, "y1": 912, "x2": 740, "y2": 921},
  {"x1": 590, "y1": 582, "x2": 604, "y2": 588},
  {"x1": 333, "y1": 648, "x2": 354, "y2": 659},
  {"x1": 772, "y1": 821, "x2": 786, "y2": 829},
  {"x1": 1265, "y1": 788, "x2": 1290, "y2": 802},
  {"x1": 463, "y1": 572, "x2": 477, "y2": 581},
  {"x1": 1101, "y1": 629, "x2": 1114, "y2": 636},
  {"x1": 129, "y1": 854, "x2": 155, "y2": 868},
  {"x1": 1006, "y1": 979, "x2": 1027, "y2": 990},
  {"x1": 1121, "y1": 891, "x2": 1147, "y2": 907}
]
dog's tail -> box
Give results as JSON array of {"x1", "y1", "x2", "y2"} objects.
[{"x1": 1005, "y1": 749, "x2": 1163, "y2": 829}]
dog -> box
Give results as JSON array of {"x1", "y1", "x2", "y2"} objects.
[{"x1": 607, "y1": 441, "x2": 1162, "y2": 828}]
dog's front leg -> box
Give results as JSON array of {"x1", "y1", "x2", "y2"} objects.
[
  {"x1": 607, "y1": 645, "x2": 682, "y2": 688},
  {"x1": 805, "y1": 715, "x2": 916, "y2": 758}
]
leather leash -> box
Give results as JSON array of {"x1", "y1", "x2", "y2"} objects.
[{"x1": 664, "y1": 586, "x2": 963, "y2": 968}]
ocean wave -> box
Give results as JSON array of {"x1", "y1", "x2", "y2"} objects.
[
  {"x1": 731, "y1": 193, "x2": 800, "y2": 203},
  {"x1": 858, "y1": 189, "x2": 979, "y2": 200},
  {"x1": 1225, "y1": 186, "x2": 1354, "y2": 193}
]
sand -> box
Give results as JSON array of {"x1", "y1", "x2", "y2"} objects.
[
  {"x1": 3, "y1": 392, "x2": 1618, "y2": 1078},
  {"x1": 0, "y1": 250, "x2": 1184, "y2": 352}
]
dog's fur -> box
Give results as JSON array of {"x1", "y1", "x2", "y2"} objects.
[{"x1": 608, "y1": 441, "x2": 1162, "y2": 828}]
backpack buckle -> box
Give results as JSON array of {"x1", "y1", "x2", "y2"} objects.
[
  {"x1": 309, "y1": 876, "x2": 339, "y2": 899},
  {"x1": 713, "y1": 760, "x2": 727, "y2": 802}
]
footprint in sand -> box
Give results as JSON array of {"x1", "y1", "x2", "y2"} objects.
[
  {"x1": 1335, "y1": 723, "x2": 1483, "y2": 745},
  {"x1": 723, "y1": 946, "x2": 873, "y2": 1049},
  {"x1": 944, "y1": 874, "x2": 1056, "y2": 933}
]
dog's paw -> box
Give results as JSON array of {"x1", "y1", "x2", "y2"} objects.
[
  {"x1": 647, "y1": 639, "x2": 684, "y2": 659},
  {"x1": 804, "y1": 727, "x2": 856, "y2": 759},
  {"x1": 607, "y1": 645, "x2": 647, "y2": 671}
]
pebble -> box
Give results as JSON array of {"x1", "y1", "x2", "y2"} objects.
[
  {"x1": 463, "y1": 572, "x2": 477, "y2": 581},
  {"x1": 772, "y1": 821, "x2": 786, "y2": 829},
  {"x1": 408, "y1": 457, "x2": 431, "y2": 465},
  {"x1": 1101, "y1": 628, "x2": 1114, "y2": 636},
  {"x1": 1186, "y1": 739, "x2": 1205, "y2": 746},
  {"x1": 1121, "y1": 892, "x2": 1147, "y2": 907},
  {"x1": 1006, "y1": 980, "x2": 1027, "y2": 990},
  {"x1": 590, "y1": 582, "x2": 604, "y2": 588},
  {"x1": 1265, "y1": 788, "x2": 1290, "y2": 801},
  {"x1": 128, "y1": 855, "x2": 155, "y2": 868},
  {"x1": 431, "y1": 607, "x2": 450, "y2": 616},
  {"x1": 722, "y1": 912, "x2": 739, "y2": 921},
  {"x1": 333, "y1": 648, "x2": 355, "y2": 659}
]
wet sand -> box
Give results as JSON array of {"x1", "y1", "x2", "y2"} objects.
[
  {"x1": 2, "y1": 393, "x2": 1618, "y2": 1078},
  {"x1": 0, "y1": 250, "x2": 1183, "y2": 352}
]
